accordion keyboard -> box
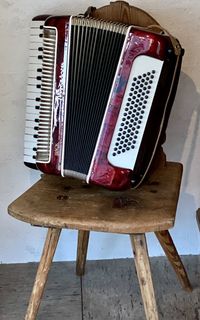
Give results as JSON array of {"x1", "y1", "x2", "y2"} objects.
[
  {"x1": 36, "y1": 27, "x2": 56, "y2": 163},
  {"x1": 24, "y1": 20, "x2": 44, "y2": 165}
]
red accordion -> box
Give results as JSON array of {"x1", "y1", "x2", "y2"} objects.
[{"x1": 24, "y1": 15, "x2": 183, "y2": 190}]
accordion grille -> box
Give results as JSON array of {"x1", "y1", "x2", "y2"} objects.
[
  {"x1": 36, "y1": 27, "x2": 56, "y2": 163},
  {"x1": 63, "y1": 18, "x2": 127, "y2": 175}
]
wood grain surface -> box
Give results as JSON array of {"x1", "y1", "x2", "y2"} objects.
[
  {"x1": 1, "y1": 257, "x2": 198, "y2": 320},
  {"x1": 76, "y1": 230, "x2": 90, "y2": 276},
  {"x1": 82, "y1": 256, "x2": 198, "y2": 320},
  {"x1": 8, "y1": 162, "x2": 182, "y2": 233},
  {"x1": 130, "y1": 234, "x2": 159, "y2": 320},
  {"x1": 155, "y1": 230, "x2": 192, "y2": 292},
  {"x1": 25, "y1": 228, "x2": 61, "y2": 320}
]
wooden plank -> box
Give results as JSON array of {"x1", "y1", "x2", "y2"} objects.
[
  {"x1": 155, "y1": 230, "x2": 192, "y2": 292},
  {"x1": 0, "y1": 257, "x2": 199, "y2": 320},
  {"x1": 76, "y1": 230, "x2": 90, "y2": 276},
  {"x1": 25, "y1": 228, "x2": 61, "y2": 320},
  {"x1": 82, "y1": 256, "x2": 199, "y2": 320},
  {"x1": 0, "y1": 262, "x2": 82, "y2": 320},
  {"x1": 82, "y1": 259, "x2": 144, "y2": 319},
  {"x1": 8, "y1": 162, "x2": 182, "y2": 234},
  {"x1": 130, "y1": 234, "x2": 159, "y2": 320}
]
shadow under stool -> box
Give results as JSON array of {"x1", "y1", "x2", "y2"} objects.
[{"x1": 8, "y1": 161, "x2": 192, "y2": 320}]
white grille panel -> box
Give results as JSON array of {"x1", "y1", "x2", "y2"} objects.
[{"x1": 108, "y1": 55, "x2": 163, "y2": 170}]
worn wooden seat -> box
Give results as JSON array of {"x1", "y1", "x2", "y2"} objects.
[
  {"x1": 9, "y1": 162, "x2": 183, "y2": 234},
  {"x1": 8, "y1": 161, "x2": 192, "y2": 320}
]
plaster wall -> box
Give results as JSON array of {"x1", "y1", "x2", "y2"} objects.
[{"x1": 0, "y1": 0, "x2": 199, "y2": 263}]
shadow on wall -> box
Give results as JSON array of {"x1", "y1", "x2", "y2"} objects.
[
  {"x1": 164, "y1": 71, "x2": 200, "y2": 188},
  {"x1": 164, "y1": 71, "x2": 200, "y2": 252}
]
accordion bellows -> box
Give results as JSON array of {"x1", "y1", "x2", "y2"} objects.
[{"x1": 24, "y1": 15, "x2": 183, "y2": 190}]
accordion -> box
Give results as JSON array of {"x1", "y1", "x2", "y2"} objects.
[{"x1": 24, "y1": 15, "x2": 183, "y2": 190}]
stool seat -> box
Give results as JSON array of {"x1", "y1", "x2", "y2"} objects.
[
  {"x1": 8, "y1": 162, "x2": 182, "y2": 234},
  {"x1": 8, "y1": 161, "x2": 192, "y2": 320}
]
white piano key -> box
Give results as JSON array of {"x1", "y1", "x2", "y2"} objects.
[
  {"x1": 29, "y1": 41, "x2": 43, "y2": 50},
  {"x1": 28, "y1": 66, "x2": 43, "y2": 75},
  {"x1": 28, "y1": 55, "x2": 43, "y2": 64},
  {"x1": 25, "y1": 119, "x2": 37, "y2": 129},
  {"x1": 26, "y1": 98, "x2": 39, "y2": 106},
  {"x1": 24, "y1": 138, "x2": 37, "y2": 152},
  {"x1": 30, "y1": 32, "x2": 42, "y2": 39},
  {"x1": 27, "y1": 85, "x2": 41, "y2": 94},
  {"x1": 27, "y1": 71, "x2": 42, "y2": 79},
  {"x1": 28, "y1": 66, "x2": 42, "y2": 75},
  {"x1": 24, "y1": 133, "x2": 37, "y2": 142},
  {"x1": 24, "y1": 147, "x2": 36, "y2": 156},
  {"x1": 25, "y1": 108, "x2": 39, "y2": 117},
  {"x1": 24, "y1": 150, "x2": 35, "y2": 157},
  {"x1": 25, "y1": 113, "x2": 39, "y2": 121},
  {"x1": 24, "y1": 140, "x2": 37, "y2": 150},
  {"x1": 27, "y1": 79, "x2": 41, "y2": 85},
  {"x1": 25, "y1": 119, "x2": 36, "y2": 127},
  {"x1": 30, "y1": 20, "x2": 44, "y2": 28},
  {"x1": 25, "y1": 126, "x2": 38, "y2": 135},
  {"x1": 30, "y1": 28, "x2": 43, "y2": 35},
  {"x1": 26, "y1": 92, "x2": 40, "y2": 100},
  {"x1": 27, "y1": 84, "x2": 40, "y2": 91},
  {"x1": 24, "y1": 155, "x2": 36, "y2": 164},
  {"x1": 26, "y1": 113, "x2": 39, "y2": 120},
  {"x1": 24, "y1": 149, "x2": 36, "y2": 156},
  {"x1": 29, "y1": 51, "x2": 42, "y2": 58},
  {"x1": 29, "y1": 50, "x2": 41, "y2": 57},
  {"x1": 30, "y1": 35, "x2": 43, "y2": 44},
  {"x1": 28, "y1": 57, "x2": 42, "y2": 65}
]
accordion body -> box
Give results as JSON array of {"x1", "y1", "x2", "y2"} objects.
[{"x1": 24, "y1": 15, "x2": 183, "y2": 190}]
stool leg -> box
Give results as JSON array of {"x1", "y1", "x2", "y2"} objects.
[
  {"x1": 25, "y1": 227, "x2": 61, "y2": 320},
  {"x1": 130, "y1": 233, "x2": 159, "y2": 320},
  {"x1": 155, "y1": 230, "x2": 192, "y2": 292},
  {"x1": 76, "y1": 230, "x2": 90, "y2": 276}
]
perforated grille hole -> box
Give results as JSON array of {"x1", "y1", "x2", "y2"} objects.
[{"x1": 112, "y1": 70, "x2": 156, "y2": 157}]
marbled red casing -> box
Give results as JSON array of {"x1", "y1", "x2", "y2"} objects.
[
  {"x1": 88, "y1": 28, "x2": 172, "y2": 190},
  {"x1": 37, "y1": 17, "x2": 70, "y2": 175},
  {"x1": 36, "y1": 17, "x2": 179, "y2": 190}
]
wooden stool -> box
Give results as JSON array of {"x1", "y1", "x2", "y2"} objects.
[{"x1": 8, "y1": 161, "x2": 192, "y2": 320}]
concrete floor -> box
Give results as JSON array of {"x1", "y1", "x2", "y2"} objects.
[{"x1": 0, "y1": 256, "x2": 199, "y2": 319}]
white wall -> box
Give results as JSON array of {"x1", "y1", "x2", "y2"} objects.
[{"x1": 0, "y1": 0, "x2": 199, "y2": 263}]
